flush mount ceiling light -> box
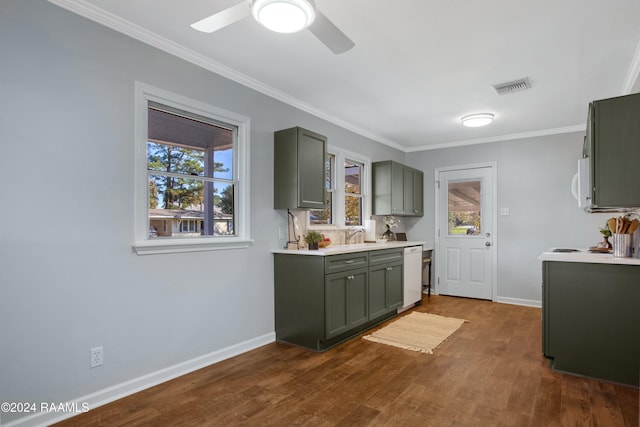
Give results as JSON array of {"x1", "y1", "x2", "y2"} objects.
[
  {"x1": 251, "y1": 0, "x2": 316, "y2": 33},
  {"x1": 461, "y1": 113, "x2": 495, "y2": 127}
]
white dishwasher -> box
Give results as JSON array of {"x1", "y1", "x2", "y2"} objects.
[{"x1": 402, "y1": 245, "x2": 423, "y2": 310}]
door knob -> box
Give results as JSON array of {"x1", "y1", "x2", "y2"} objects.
[{"x1": 485, "y1": 241, "x2": 492, "y2": 247}]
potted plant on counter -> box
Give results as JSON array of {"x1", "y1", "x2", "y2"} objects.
[
  {"x1": 599, "y1": 222, "x2": 613, "y2": 249},
  {"x1": 304, "y1": 230, "x2": 323, "y2": 250},
  {"x1": 382, "y1": 215, "x2": 399, "y2": 240}
]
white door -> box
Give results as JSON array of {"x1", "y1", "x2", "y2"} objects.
[{"x1": 436, "y1": 165, "x2": 496, "y2": 300}]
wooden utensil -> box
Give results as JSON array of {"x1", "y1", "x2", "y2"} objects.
[
  {"x1": 607, "y1": 217, "x2": 616, "y2": 233},
  {"x1": 621, "y1": 219, "x2": 630, "y2": 234},
  {"x1": 628, "y1": 219, "x2": 639, "y2": 234}
]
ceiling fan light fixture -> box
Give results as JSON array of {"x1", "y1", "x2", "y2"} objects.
[
  {"x1": 461, "y1": 113, "x2": 494, "y2": 127},
  {"x1": 252, "y1": 0, "x2": 316, "y2": 34}
]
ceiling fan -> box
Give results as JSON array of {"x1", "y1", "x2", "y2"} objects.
[{"x1": 190, "y1": 0, "x2": 355, "y2": 54}]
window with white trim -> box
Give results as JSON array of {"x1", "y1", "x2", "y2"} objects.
[
  {"x1": 309, "y1": 153, "x2": 335, "y2": 225},
  {"x1": 309, "y1": 147, "x2": 369, "y2": 229},
  {"x1": 345, "y1": 159, "x2": 364, "y2": 226},
  {"x1": 134, "y1": 83, "x2": 251, "y2": 255}
]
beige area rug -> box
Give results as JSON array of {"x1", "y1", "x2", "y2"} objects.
[{"x1": 363, "y1": 312, "x2": 467, "y2": 354}]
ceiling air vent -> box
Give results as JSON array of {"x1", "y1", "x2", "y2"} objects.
[{"x1": 493, "y1": 78, "x2": 531, "y2": 95}]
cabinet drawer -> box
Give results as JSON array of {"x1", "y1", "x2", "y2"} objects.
[
  {"x1": 369, "y1": 248, "x2": 403, "y2": 266},
  {"x1": 325, "y1": 252, "x2": 369, "y2": 274}
]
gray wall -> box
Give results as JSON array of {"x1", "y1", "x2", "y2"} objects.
[
  {"x1": 404, "y1": 133, "x2": 611, "y2": 304},
  {"x1": 0, "y1": 2, "x2": 401, "y2": 424},
  {"x1": 0, "y1": 1, "x2": 620, "y2": 424}
]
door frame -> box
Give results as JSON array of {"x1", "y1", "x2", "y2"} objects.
[{"x1": 434, "y1": 162, "x2": 498, "y2": 301}]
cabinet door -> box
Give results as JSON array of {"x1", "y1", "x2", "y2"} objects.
[
  {"x1": 592, "y1": 94, "x2": 640, "y2": 208},
  {"x1": 412, "y1": 169, "x2": 424, "y2": 216},
  {"x1": 368, "y1": 260, "x2": 404, "y2": 318},
  {"x1": 404, "y1": 168, "x2": 414, "y2": 216},
  {"x1": 348, "y1": 270, "x2": 369, "y2": 329},
  {"x1": 368, "y1": 265, "x2": 388, "y2": 319},
  {"x1": 274, "y1": 127, "x2": 327, "y2": 210},
  {"x1": 386, "y1": 261, "x2": 404, "y2": 310},
  {"x1": 325, "y1": 268, "x2": 368, "y2": 339},
  {"x1": 298, "y1": 128, "x2": 327, "y2": 209},
  {"x1": 404, "y1": 168, "x2": 423, "y2": 216},
  {"x1": 391, "y1": 162, "x2": 405, "y2": 215}
]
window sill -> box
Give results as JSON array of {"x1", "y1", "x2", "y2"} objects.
[{"x1": 133, "y1": 237, "x2": 253, "y2": 255}]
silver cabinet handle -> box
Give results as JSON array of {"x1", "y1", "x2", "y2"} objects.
[
  {"x1": 347, "y1": 275, "x2": 354, "y2": 280},
  {"x1": 485, "y1": 241, "x2": 492, "y2": 247},
  {"x1": 386, "y1": 267, "x2": 393, "y2": 271},
  {"x1": 344, "y1": 260, "x2": 355, "y2": 264}
]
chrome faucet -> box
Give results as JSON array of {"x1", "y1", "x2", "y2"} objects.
[{"x1": 345, "y1": 227, "x2": 364, "y2": 243}]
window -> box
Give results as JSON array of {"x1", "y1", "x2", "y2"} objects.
[
  {"x1": 309, "y1": 153, "x2": 335, "y2": 225},
  {"x1": 309, "y1": 147, "x2": 369, "y2": 229},
  {"x1": 179, "y1": 220, "x2": 199, "y2": 233},
  {"x1": 447, "y1": 180, "x2": 481, "y2": 235},
  {"x1": 134, "y1": 83, "x2": 251, "y2": 255},
  {"x1": 345, "y1": 159, "x2": 363, "y2": 226}
]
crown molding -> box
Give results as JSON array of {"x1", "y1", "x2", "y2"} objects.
[
  {"x1": 46, "y1": 0, "x2": 598, "y2": 154},
  {"x1": 46, "y1": 0, "x2": 404, "y2": 151},
  {"x1": 405, "y1": 124, "x2": 586, "y2": 152}
]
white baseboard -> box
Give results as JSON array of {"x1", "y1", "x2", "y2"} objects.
[
  {"x1": 495, "y1": 296, "x2": 542, "y2": 308},
  {"x1": 5, "y1": 332, "x2": 275, "y2": 427}
]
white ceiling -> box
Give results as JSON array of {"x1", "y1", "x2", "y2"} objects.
[{"x1": 50, "y1": 0, "x2": 640, "y2": 151}]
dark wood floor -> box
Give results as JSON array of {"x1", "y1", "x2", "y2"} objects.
[{"x1": 56, "y1": 295, "x2": 639, "y2": 427}]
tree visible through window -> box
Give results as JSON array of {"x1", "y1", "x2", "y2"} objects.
[
  {"x1": 147, "y1": 104, "x2": 236, "y2": 238},
  {"x1": 345, "y1": 159, "x2": 363, "y2": 226}
]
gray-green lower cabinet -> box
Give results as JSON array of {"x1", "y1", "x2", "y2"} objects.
[
  {"x1": 325, "y1": 268, "x2": 368, "y2": 339},
  {"x1": 542, "y1": 261, "x2": 640, "y2": 386},
  {"x1": 274, "y1": 249, "x2": 403, "y2": 352},
  {"x1": 369, "y1": 262, "x2": 403, "y2": 319}
]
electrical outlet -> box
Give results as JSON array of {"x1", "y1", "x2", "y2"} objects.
[
  {"x1": 500, "y1": 207, "x2": 510, "y2": 216},
  {"x1": 90, "y1": 346, "x2": 103, "y2": 368}
]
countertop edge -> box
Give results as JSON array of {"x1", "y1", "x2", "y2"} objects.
[
  {"x1": 539, "y1": 250, "x2": 640, "y2": 265},
  {"x1": 272, "y1": 240, "x2": 431, "y2": 256}
]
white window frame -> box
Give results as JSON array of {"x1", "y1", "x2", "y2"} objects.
[
  {"x1": 133, "y1": 82, "x2": 252, "y2": 255},
  {"x1": 309, "y1": 152, "x2": 336, "y2": 226},
  {"x1": 308, "y1": 145, "x2": 370, "y2": 230}
]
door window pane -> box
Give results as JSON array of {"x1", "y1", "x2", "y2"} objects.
[{"x1": 448, "y1": 180, "x2": 481, "y2": 235}]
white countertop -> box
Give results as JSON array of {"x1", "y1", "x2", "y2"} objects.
[
  {"x1": 273, "y1": 240, "x2": 432, "y2": 256},
  {"x1": 539, "y1": 249, "x2": 640, "y2": 266}
]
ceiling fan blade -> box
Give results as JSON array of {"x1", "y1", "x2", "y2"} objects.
[
  {"x1": 190, "y1": 1, "x2": 250, "y2": 33},
  {"x1": 308, "y1": 10, "x2": 355, "y2": 54}
]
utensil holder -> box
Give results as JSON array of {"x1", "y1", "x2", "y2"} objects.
[{"x1": 612, "y1": 233, "x2": 632, "y2": 257}]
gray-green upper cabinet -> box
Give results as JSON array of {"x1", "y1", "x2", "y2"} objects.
[
  {"x1": 372, "y1": 161, "x2": 423, "y2": 216},
  {"x1": 588, "y1": 92, "x2": 640, "y2": 209},
  {"x1": 274, "y1": 127, "x2": 327, "y2": 210},
  {"x1": 404, "y1": 166, "x2": 424, "y2": 216}
]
